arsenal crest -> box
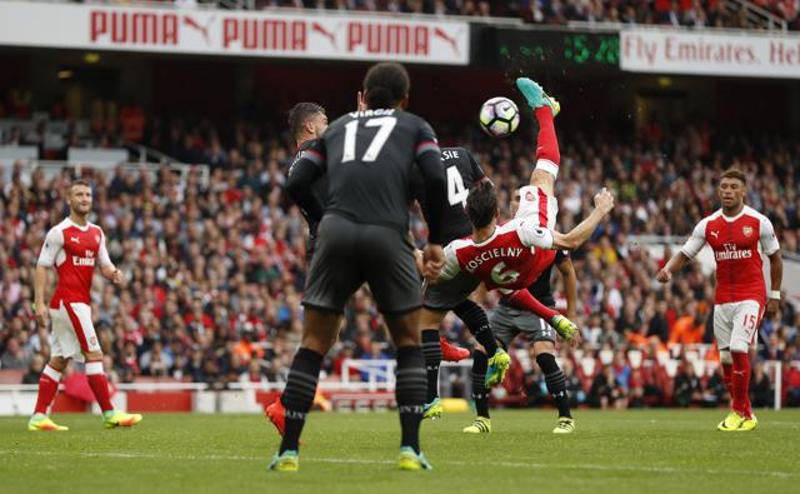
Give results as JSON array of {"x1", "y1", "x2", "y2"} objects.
[{"x1": 742, "y1": 226, "x2": 753, "y2": 238}]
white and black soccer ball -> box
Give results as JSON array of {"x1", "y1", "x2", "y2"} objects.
[{"x1": 479, "y1": 97, "x2": 520, "y2": 138}]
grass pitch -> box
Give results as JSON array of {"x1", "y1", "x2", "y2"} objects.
[{"x1": 1, "y1": 409, "x2": 799, "y2": 494}]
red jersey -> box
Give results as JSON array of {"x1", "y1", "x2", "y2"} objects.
[
  {"x1": 441, "y1": 218, "x2": 557, "y2": 291},
  {"x1": 680, "y1": 206, "x2": 779, "y2": 305},
  {"x1": 37, "y1": 218, "x2": 112, "y2": 308}
]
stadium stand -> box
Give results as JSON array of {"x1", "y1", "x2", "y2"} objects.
[{"x1": 1, "y1": 103, "x2": 798, "y2": 409}]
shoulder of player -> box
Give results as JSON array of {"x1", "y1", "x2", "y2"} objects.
[
  {"x1": 47, "y1": 218, "x2": 72, "y2": 237},
  {"x1": 446, "y1": 237, "x2": 475, "y2": 253},
  {"x1": 697, "y1": 209, "x2": 724, "y2": 230},
  {"x1": 741, "y1": 205, "x2": 771, "y2": 225},
  {"x1": 87, "y1": 222, "x2": 105, "y2": 236}
]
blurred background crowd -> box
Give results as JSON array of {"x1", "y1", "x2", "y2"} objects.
[{"x1": 2, "y1": 103, "x2": 799, "y2": 410}]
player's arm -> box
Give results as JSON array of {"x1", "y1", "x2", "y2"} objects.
[
  {"x1": 415, "y1": 122, "x2": 447, "y2": 278},
  {"x1": 656, "y1": 219, "x2": 706, "y2": 283},
  {"x1": 35, "y1": 228, "x2": 62, "y2": 326},
  {"x1": 761, "y1": 217, "x2": 783, "y2": 318},
  {"x1": 429, "y1": 242, "x2": 461, "y2": 283},
  {"x1": 556, "y1": 253, "x2": 577, "y2": 320},
  {"x1": 98, "y1": 232, "x2": 123, "y2": 285},
  {"x1": 519, "y1": 188, "x2": 615, "y2": 251},
  {"x1": 285, "y1": 139, "x2": 326, "y2": 223}
]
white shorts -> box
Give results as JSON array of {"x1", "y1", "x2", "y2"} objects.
[
  {"x1": 515, "y1": 185, "x2": 558, "y2": 229},
  {"x1": 49, "y1": 301, "x2": 101, "y2": 362},
  {"x1": 713, "y1": 300, "x2": 764, "y2": 353}
]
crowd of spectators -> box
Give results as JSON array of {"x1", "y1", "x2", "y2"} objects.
[
  {"x1": 253, "y1": 0, "x2": 800, "y2": 30},
  {"x1": 1, "y1": 107, "x2": 800, "y2": 410}
]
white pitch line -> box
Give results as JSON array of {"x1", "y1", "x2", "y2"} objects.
[{"x1": 2, "y1": 450, "x2": 797, "y2": 479}]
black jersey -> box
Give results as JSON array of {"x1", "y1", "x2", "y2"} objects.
[
  {"x1": 292, "y1": 139, "x2": 328, "y2": 233},
  {"x1": 296, "y1": 108, "x2": 444, "y2": 239},
  {"x1": 411, "y1": 147, "x2": 485, "y2": 245}
]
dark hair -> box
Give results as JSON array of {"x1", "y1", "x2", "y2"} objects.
[
  {"x1": 288, "y1": 102, "x2": 325, "y2": 141},
  {"x1": 720, "y1": 168, "x2": 746, "y2": 186},
  {"x1": 363, "y1": 62, "x2": 410, "y2": 109},
  {"x1": 466, "y1": 181, "x2": 498, "y2": 229}
]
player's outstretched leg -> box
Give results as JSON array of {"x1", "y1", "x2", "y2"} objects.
[
  {"x1": 452, "y1": 300, "x2": 509, "y2": 388},
  {"x1": 463, "y1": 349, "x2": 492, "y2": 434},
  {"x1": 28, "y1": 361, "x2": 68, "y2": 431},
  {"x1": 421, "y1": 328, "x2": 444, "y2": 420},
  {"x1": 535, "y1": 350, "x2": 575, "y2": 434},
  {"x1": 516, "y1": 77, "x2": 561, "y2": 197}
]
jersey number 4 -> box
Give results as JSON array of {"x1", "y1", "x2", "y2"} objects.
[
  {"x1": 342, "y1": 117, "x2": 397, "y2": 163},
  {"x1": 447, "y1": 166, "x2": 468, "y2": 207}
]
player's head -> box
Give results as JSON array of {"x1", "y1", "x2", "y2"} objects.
[
  {"x1": 68, "y1": 179, "x2": 93, "y2": 216},
  {"x1": 363, "y1": 62, "x2": 410, "y2": 110},
  {"x1": 718, "y1": 168, "x2": 746, "y2": 210},
  {"x1": 288, "y1": 102, "x2": 327, "y2": 147},
  {"x1": 466, "y1": 180, "x2": 498, "y2": 230}
]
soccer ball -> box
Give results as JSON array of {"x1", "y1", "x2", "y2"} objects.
[{"x1": 479, "y1": 97, "x2": 520, "y2": 138}]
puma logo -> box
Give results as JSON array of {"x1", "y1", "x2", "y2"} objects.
[
  {"x1": 70, "y1": 236, "x2": 80, "y2": 244},
  {"x1": 710, "y1": 231, "x2": 719, "y2": 239}
]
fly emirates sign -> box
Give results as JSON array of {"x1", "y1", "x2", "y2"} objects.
[
  {"x1": 0, "y1": 1, "x2": 469, "y2": 65},
  {"x1": 620, "y1": 28, "x2": 800, "y2": 79}
]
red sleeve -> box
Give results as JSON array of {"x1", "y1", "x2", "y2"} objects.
[{"x1": 504, "y1": 290, "x2": 558, "y2": 320}]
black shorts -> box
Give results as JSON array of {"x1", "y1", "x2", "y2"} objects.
[
  {"x1": 302, "y1": 214, "x2": 422, "y2": 315},
  {"x1": 422, "y1": 271, "x2": 480, "y2": 311}
]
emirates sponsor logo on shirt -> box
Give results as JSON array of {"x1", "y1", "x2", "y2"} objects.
[
  {"x1": 715, "y1": 243, "x2": 752, "y2": 261},
  {"x1": 73, "y1": 251, "x2": 96, "y2": 266}
]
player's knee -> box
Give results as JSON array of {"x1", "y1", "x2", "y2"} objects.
[
  {"x1": 535, "y1": 352, "x2": 560, "y2": 374},
  {"x1": 719, "y1": 349, "x2": 733, "y2": 365},
  {"x1": 48, "y1": 357, "x2": 68, "y2": 372},
  {"x1": 729, "y1": 339, "x2": 750, "y2": 354},
  {"x1": 84, "y1": 351, "x2": 103, "y2": 362},
  {"x1": 530, "y1": 169, "x2": 555, "y2": 195}
]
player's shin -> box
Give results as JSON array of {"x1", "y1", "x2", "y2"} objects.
[
  {"x1": 533, "y1": 107, "x2": 560, "y2": 179},
  {"x1": 453, "y1": 300, "x2": 498, "y2": 356},
  {"x1": 395, "y1": 346, "x2": 427, "y2": 454},
  {"x1": 279, "y1": 347, "x2": 324, "y2": 453},
  {"x1": 471, "y1": 350, "x2": 490, "y2": 419},
  {"x1": 731, "y1": 351, "x2": 753, "y2": 418},
  {"x1": 85, "y1": 360, "x2": 114, "y2": 412},
  {"x1": 33, "y1": 365, "x2": 62, "y2": 415},
  {"x1": 421, "y1": 329, "x2": 442, "y2": 403},
  {"x1": 720, "y1": 350, "x2": 734, "y2": 405},
  {"x1": 536, "y1": 353, "x2": 571, "y2": 419}
]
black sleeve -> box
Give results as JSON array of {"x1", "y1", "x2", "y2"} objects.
[
  {"x1": 414, "y1": 121, "x2": 446, "y2": 245},
  {"x1": 286, "y1": 140, "x2": 326, "y2": 223},
  {"x1": 466, "y1": 148, "x2": 485, "y2": 182}
]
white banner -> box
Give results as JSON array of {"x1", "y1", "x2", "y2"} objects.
[
  {"x1": 0, "y1": 1, "x2": 469, "y2": 65},
  {"x1": 620, "y1": 28, "x2": 800, "y2": 79}
]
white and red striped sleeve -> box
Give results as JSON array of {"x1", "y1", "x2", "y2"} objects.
[
  {"x1": 37, "y1": 227, "x2": 64, "y2": 268},
  {"x1": 680, "y1": 218, "x2": 708, "y2": 260},
  {"x1": 759, "y1": 215, "x2": 780, "y2": 256}
]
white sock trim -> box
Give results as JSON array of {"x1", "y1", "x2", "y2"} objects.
[
  {"x1": 535, "y1": 159, "x2": 559, "y2": 178},
  {"x1": 86, "y1": 361, "x2": 104, "y2": 375},
  {"x1": 43, "y1": 365, "x2": 62, "y2": 382}
]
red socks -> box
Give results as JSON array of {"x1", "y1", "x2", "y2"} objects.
[
  {"x1": 534, "y1": 106, "x2": 560, "y2": 166},
  {"x1": 34, "y1": 365, "x2": 62, "y2": 415},
  {"x1": 730, "y1": 352, "x2": 752, "y2": 418},
  {"x1": 721, "y1": 362, "x2": 733, "y2": 397},
  {"x1": 86, "y1": 361, "x2": 114, "y2": 412}
]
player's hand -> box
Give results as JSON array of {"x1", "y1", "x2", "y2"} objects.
[
  {"x1": 656, "y1": 268, "x2": 672, "y2": 283},
  {"x1": 422, "y1": 244, "x2": 444, "y2": 281},
  {"x1": 111, "y1": 269, "x2": 125, "y2": 285},
  {"x1": 356, "y1": 91, "x2": 367, "y2": 112},
  {"x1": 593, "y1": 187, "x2": 615, "y2": 215},
  {"x1": 35, "y1": 303, "x2": 49, "y2": 328},
  {"x1": 414, "y1": 249, "x2": 425, "y2": 275},
  {"x1": 765, "y1": 299, "x2": 781, "y2": 320}
]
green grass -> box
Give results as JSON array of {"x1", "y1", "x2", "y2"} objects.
[{"x1": 1, "y1": 410, "x2": 799, "y2": 494}]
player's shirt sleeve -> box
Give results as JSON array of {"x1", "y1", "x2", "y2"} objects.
[
  {"x1": 37, "y1": 228, "x2": 63, "y2": 267},
  {"x1": 466, "y1": 148, "x2": 486, "y2": 182},
  {"x1": 759, "y1": 216, "x2": 780, "y2": 256},
  {"x1": 414, "y1": 119, "x2": 446, "y2": 245},
  {"x1": 680, "y1": 220, "x2": 707, "y2": 259},
  {"x1": 287, "y1": 139, "x2": 327, "y2": 223},
  {"x1": 438, "y1": 242, "x2": 462, "y2": 281},
  {"x1": 98, "y1": 230, "x2": 113, "y2": 268},
  {"x1": 517, "y1": 220, "x2": 555, "y2": 249}
]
